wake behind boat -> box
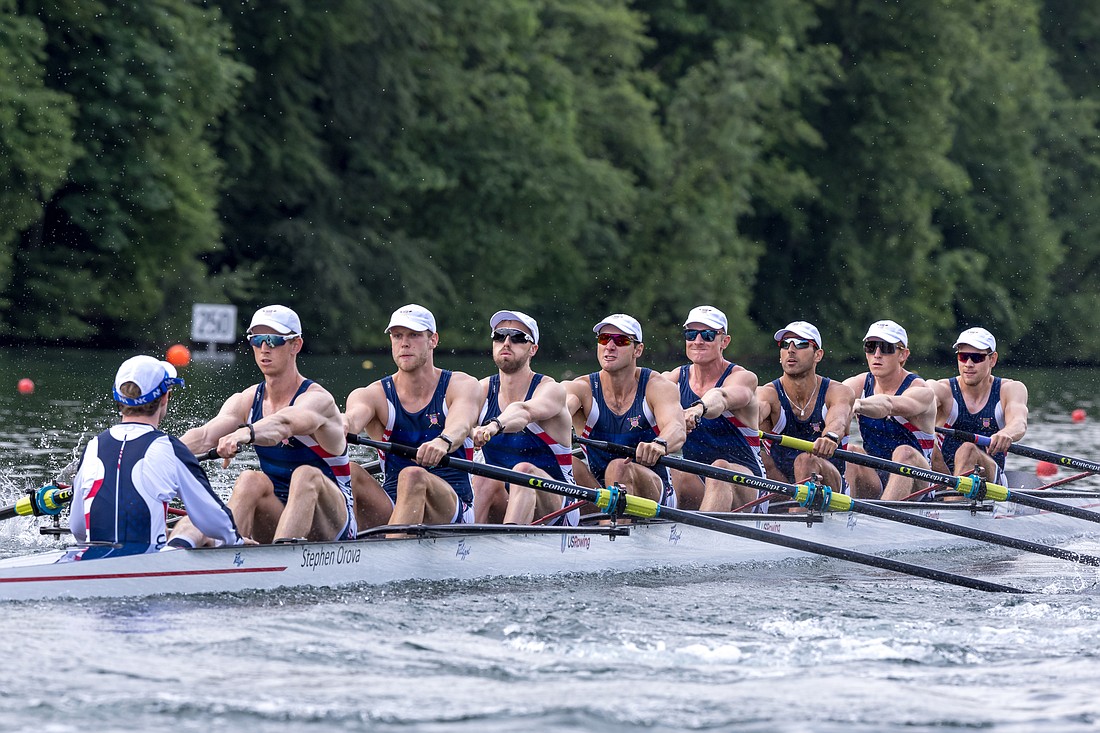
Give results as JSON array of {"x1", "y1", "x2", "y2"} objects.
[{"x1": 0, "y1": 493, "x2": 1097, "y2": 601}]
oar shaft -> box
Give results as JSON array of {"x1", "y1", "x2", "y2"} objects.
[
  {"x1": 358, "y1": 437, "x2": 1027, "y2": 593},
  {"x1": 765, "y1": 432, "x2": 1100, "y2": 525},
  {"x1": 936, "y1": 426, "x2": 1100, "y2": 474},
  {"x1": 580, "y1": 436, "x2": 1100, "y2": 567}
]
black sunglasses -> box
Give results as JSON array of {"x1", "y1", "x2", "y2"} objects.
[
  {"x1": 864, "y1": 340, "x2": 898, "y2": 355},
  {"x1": 957, "y1": 351, "x2": 989, "y2": 363},
  {"x1": 683, "y1": 329, "x2": 720, "y2": 342},
  {"x1": 492, "y1": 328, "x2": 533, "y2": 345}
]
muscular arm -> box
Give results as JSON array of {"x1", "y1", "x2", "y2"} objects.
[
  {"x1": 180, "y1": 389, "x2": 253, "y2": 453},
  {"x1": 756, "y1": 384, "x2": 779, "y2": 433},
  {"x1": 473, "y1": 378, "x2": 568, "y2": 446},
  {"x1": 221, "y1": 386, "x2": 345, "y2": 457},
  {"x1": 563, "y1": 377, "x2": 591, "y2": 435},
  {"x1": 636, "y1": 376, "x2": 686, "y2": 466},
  {"x1": 927, "y1": 379, "x2": 953, "y2": 427},
  {"x1": 685, "y1": 370, "x2": 759, "y2": 427},
  {"x1": 990, "y1": 380, "x2": 1029, "y2": 454},
  {"x1": 853, "y1": 379, "x2": 936, "y2": 429},
  {"x1": 344, "y1": 382, "x2": 386, "y2": 436},
  {"x1": 815, "y1": 381, "x2": 855, "y2": 457}
]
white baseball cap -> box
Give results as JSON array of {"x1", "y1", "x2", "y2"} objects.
[
  {"x1": 954, "y1": 327, "x2": 996, "y2": 352},
  {"x1": 489, "y1": 310, "x2": 539, "y2": 345},
  {"x1": 592, "y1": 313, "x2": 643, "y2": 343},
  {"x1": 113, "y1": 355, "x2": 184, "y2": 406},
  {"x1": 248, "y1": 305, "x2": 302, "y2": 336},
  {"x1": 773, "y1": 321, "x2": 822, "y2": 348},
  {"x1": 683, "y1": 305, "x2": 727, "y2": 331},
  {"x1": 385, "y1": 303, "x2": 436, "y2": 333},
  {"x1": 863, "y1": 319, "x2": 908, "y2": 347}
]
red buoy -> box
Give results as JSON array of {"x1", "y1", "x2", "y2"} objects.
[
  {"x1": 1036, "y1": 461, "x2": 1058, "y2": 477},
  {"x1": 1072, "y1": 408, "x2": 1086, "y2": 423},
  {"x1": 16, "y1": 378, "x2": 34, "y2": 395}
]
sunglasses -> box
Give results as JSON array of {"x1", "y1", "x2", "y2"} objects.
[
  {"x1": 248, "y1": 333, "x2": 299, "y2": 348},
  {"x1": 957, "y1": 351, "x2": 990, "y2": 363},
  {"x1": 779, "y1": 338, "x2": 815, "y2": 350},
  {"x1": 597, "y1": 333, "x2": 635, "y2": 347},
  {"x1": 683, "y1": 329, "x2": 720, "y2": 342},
  {"x1": 491, "y1": 328, "x2": 533, "y2": 345},
  {"x1": 864, "y1": 340, "x2": 898, "y2": 355}
]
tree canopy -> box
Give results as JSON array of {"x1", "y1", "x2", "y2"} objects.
[{"x1": 0, "y1": 0, "x2": 1095, "y2": 362}]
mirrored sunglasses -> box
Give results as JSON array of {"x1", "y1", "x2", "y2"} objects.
[
  {"x1": 779, "y1": 338, "x2": 815, "y2": 350},
  {"x1": 956, "y1": 351, "x2": 990, "y2": 363},
  {"x1": 248, "y1": 333, "x2": 299, "y2": 348},
  {"x1": 683, "y1": 329, "x2": 720, "y2": 342},
  {"x1": 491, "y1": 328, "x2": 533, "y2": 345},
  {"x1": 863, "y1": 340, "x2": 898, "y2": 355},
  {"x1": 597, "y1": 333, "x2": 635, "y2": 347}
]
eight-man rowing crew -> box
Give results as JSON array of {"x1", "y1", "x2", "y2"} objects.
[{"x1": 64, "y1": 303, "x2": 1029, "y2": 556}]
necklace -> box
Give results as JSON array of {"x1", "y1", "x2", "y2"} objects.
[{"x1": 788, "y1": 376, "x2": 820, "y2": 418}]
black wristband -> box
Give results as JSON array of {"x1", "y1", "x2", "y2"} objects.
[
  {"x1": 689, "y1": 399, "x2": 706, "y2": 418},
  {"x1": 238, "y1": 423, "x2": 255, "y2": 445},
  {"x1": 823, "y1": 431, "x2": 840, "y2": 443},
  {"x1": 437, "y1": 433, "x2": 454, "y2": 450},
  {"x1": 489, "y1": 417, "x2": 504, "y2": 435},
  {"x1": 653, "y1": 437, "x2": 669, "y2": 455}
]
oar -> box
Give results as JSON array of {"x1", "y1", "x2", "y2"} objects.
[
  {"x1": 763, "y1": 432, "x2": 1100, "y2": 525},
  {"x1": 577, "y1": 436, "x2": 1100, "y2": 567},
  {"x1": 356, "y1": 436, "x2": 1027, "y2": 594},
  {"x1": 0, "y1": 485, "x2": 72, "y2": 521},
  {"x1": 936, "y1": 426, "x2": 1100, "y2": 474}
]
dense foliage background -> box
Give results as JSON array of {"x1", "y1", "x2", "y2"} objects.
[{"x1": 2, "y1": 0, "x2": 1098, "y2": 362}]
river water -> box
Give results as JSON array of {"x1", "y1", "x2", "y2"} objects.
[{"x1": 0, "y1": 348, "x2": 1099, "y2": 732}]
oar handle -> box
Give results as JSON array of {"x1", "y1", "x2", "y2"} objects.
[
  {"x1": 936, "y1": 426, "x2": 1100, "y2": 474},
  {"x1": 575, "y1": 435, "x2": 854, "y2": 512}
]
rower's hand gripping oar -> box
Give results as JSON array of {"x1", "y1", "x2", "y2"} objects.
[
  {"x1": 356, "y1": 435, "x2": 1027, "y2": 593},
  {"x1": 763, "y1": 431, "x2": 1100, "y2": 525},
  {"x1": 936, "y1": 426, "x2": 1100, "y2": 475},
  {"x1": 575, "y1": 436, "x2": 1100, "y2": 567}
]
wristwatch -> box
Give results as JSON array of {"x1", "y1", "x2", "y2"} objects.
[{"x1": 823, "y1": 431, "x2": 840, "y2": 443}]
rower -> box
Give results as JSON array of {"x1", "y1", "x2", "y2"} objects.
[
  {"x1": 660, "y1": 305, "x2": 767, "y2": 512},
  {"x1": 758, "y1": 321, "x2": 854, "y2": 494},
  {"x1": 469, "y1": 310, "x2": 578, "y2": 525},
  {"x1": 170, "y1": 305, "x2": 358, "y2": 544},
  {"x1": 69, "y1": 355, "x2": 243, "y2": 557},
  {"x1": 565, "y1": 314, "x2": 685, "y2": 507},
  {"x1": 841, "y1": 319, "x2": 937, "y2": 500},
  {"x1": 930, "y1": 327, "x2": 1029, "y2": 486},
  {"x1": 344, "y1": 304, "x2": 482, "y2": 527}
]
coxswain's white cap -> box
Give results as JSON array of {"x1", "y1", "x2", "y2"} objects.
[
  {"x1": 113, "y1": 355, "x2": 184, "y2": 406},
  {"x1": 385, "y1": 303, "x2": 436, "y2": 333},
  {"x1": 489, "y1": 310, "x2": 539, "y2": 345},
  {"x1": 248, "y1": 305, "x2": 302, "y2": 336},
  {"x1": 592, "y1": 314, "x2": 643, "y2": 343},
  {"x1": 954, "y1": 327, "x2": 996, "y2": 352},
  {"x1": 773, "y1": 321, "x2": 822, "y2": 348},
  {"x1": 863, "y1": 319, "x2": 908, "y2": 347},
  {"x1": 683, "y1": 305, "x2": 727, "y2": 331}
]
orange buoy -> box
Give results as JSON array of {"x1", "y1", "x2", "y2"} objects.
[
  {"x1": 1036, "y1": 461, "x2": 1058, "y2": 477},
  {"x1": 1072, "y1": 408, "x2": 1086, "y2": 423},
  {"x1": 16, "y1": 378, "x2": 34, "y2": 395},
  {"x1": 166, "y1": 344, "x2": 191, "y2": 367}
]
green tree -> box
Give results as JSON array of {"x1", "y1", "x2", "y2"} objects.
[
  {"x1": 7, "y1": 0, "x2": 246, "y2": 343},
  {"x1": 0, "y1": 0, "x2": 78, "y2": 308}
]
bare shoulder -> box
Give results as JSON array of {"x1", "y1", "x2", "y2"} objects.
[
  {"x1": 728, "y1": 367, "x2": 758, "y2": 389},
  {"x1": 346, "y1": 380, "x2": 387, "y2": 408},
  {"x1": 842, "y1": 372, "x2": 867, "y2": 391},
  {"x1": 1000, "y1": 378, "x2": 1029, "y2": 400},
  {"x1": 825, "y1": 379, "x2": 855, "y2": 401},
  {"x1": 646, "y1": 371, "x2": 681, "y2": 400},
  {"x1": 658, "y1": 366, "x2": 681, "y2": 382}
]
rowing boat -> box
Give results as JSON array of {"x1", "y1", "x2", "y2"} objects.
[{"x1": 0, "y1": 492, "x2": 1096, "y2": 601}]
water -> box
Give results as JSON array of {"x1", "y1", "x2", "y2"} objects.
[{"x1": 1, "y1": 349, "x2": 1100, "y2": 731}]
